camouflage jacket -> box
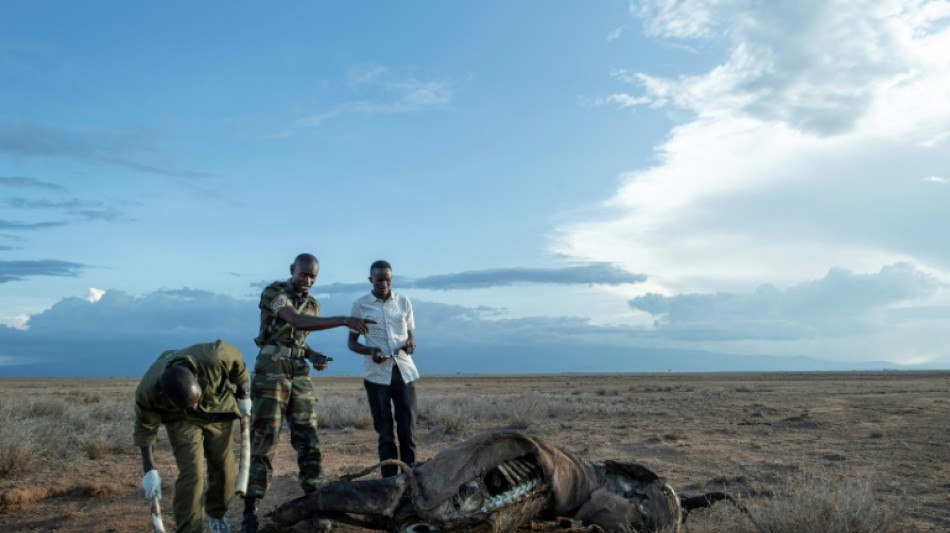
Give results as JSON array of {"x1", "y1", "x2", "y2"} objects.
[
  {"x1": 133, "y1": 339, "x2": 249, "y2": 447},
  {"x1": 254, "y1": 279, "x2": 321, "y2": 349}
]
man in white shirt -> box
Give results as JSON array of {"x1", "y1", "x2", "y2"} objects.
[{"x1": 348, "y1": 260, "x2": 418, "y2": 477}]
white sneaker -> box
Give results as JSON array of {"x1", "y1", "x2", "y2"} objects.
[{"x1": 206, "y1": 514, "x2": 232, "y2": 533}]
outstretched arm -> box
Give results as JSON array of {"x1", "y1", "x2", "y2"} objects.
[{"x1": 277, "y1": 307, "x2": 374, "y2": 334}]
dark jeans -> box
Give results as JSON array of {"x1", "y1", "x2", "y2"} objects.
[{"x1": 364, "y1": 365, "x2": 417, "y2": 477}]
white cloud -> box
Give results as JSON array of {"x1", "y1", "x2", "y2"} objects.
[
  {"x1": 558, "y1": 0, "x2": 950, "y2": 293},
  {"x1": 0, "y1": 314, "x2": 29, "y2": 330},
  {"x1": 607, "y1": 27, "x2": 624, "y2": 41},
  {"x1": 595, "y1": 93, "x2": 652, "y2": 109},
  {"x1": 630, "y1": 263, "x2": 945, "y2": 340},
  {"x1": 85, "y1": 287, "x2": 105, "y2": 303},
  {"x1": 634, "y1": 0, "x2": 724, "y2": 40},
  {"x1": 3, "y1": 284, "x2": 946, "y2": 374},
  {"x1": 554, "y1": 1, "x2": 950, "y2": 363}
]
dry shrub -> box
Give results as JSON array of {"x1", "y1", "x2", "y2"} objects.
[
  {"x1": 79, "y1": 434, "x2": 124, "y2": 460},
  {"x1": 65, "y1": 391, "x2": 103, "y2": 404},
  {"x1": 0, "y1": 481, "x2": 125, "y2": 513},
  {"x1": 418, "y1": 392, "x2": 556, "y2": 433},
  {"x1": 0, "y1": 485, "x2": 47, "y2": 513},
  {"x1": 420, "y1": 396, "x2": 482, "y2": 435},
  {"x1": 67, "y1": 400, "x2": 135, "y2": 459},
  {"x1": 319, "y1": 395, "x2": 372, "y2": 430},
  {"x1": 706, "y1": 472, "x2": 902, "y2": 533},
  {"x1": 24, "y1": 397, "x2": 69, "y2": 418},
  {"x1": 0, "y1": 418, "x2": 38, "y2": 476},
  {"x1": 0, "y1": 395, "x2": 134, "y2": 477}
]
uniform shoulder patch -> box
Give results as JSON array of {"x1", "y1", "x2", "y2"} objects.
[{"x1": 271, "y1": 295, "x2": 289, "y2": 313}]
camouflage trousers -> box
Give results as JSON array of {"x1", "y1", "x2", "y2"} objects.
[
  {"x1": 165, "y1": 414, "x2": 236, "y2": 533},
  {"x1": 245, "y1": 351, "x2": 322, "y2": 499}
]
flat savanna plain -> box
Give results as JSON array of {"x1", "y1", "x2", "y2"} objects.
[{"x1": 1, "y1": 372, "x2": 948, "y2": 532}]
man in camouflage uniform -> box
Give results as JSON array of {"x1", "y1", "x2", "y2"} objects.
[
  {"x1": 241, "y1": 253, "x2": 373, "y2": 533},
  {"x1": 134, "y1": 339, "x2": 251, "y2": 533}
]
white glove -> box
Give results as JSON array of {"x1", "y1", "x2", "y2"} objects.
[
  {"x1": 237, "y1": 397, "x2": 252, "y2": 417},
  {"x1": 142, "y1": 469, "x2": 161, "y2": 500}
]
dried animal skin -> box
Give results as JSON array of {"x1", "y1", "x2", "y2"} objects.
[{"x1": 270, "y1": 431, "x2": 737, "y2": 533}]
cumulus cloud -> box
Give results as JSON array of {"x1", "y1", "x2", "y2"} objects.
[
  {"x1": 1, "y1": 285, "x2": 946, "y2": 376},
  {"x1": 0, "y1": 287, "x2": 595, "y2": 375},
  {"x1": 316, "y1": 264, "x2": 647, "y2": 294},
  {"x1": 0, "y1": 289, "x2": 257, "y2": 376},
  {"x1": 85, "y1": 287, "x2": 105, "y2": 303},
  {"x1": 623, "y1": 1, "x2": 950, "y2": 137},
  {"x1": 25, "y1": 288, "x2": 250, "y2": 334},
  {"x1": 629, "y1": 263, "x2": 945, "y2": 340},
  {"x1": 557, "y1": 0, "x2": 950, "y2": 293},
  {"x1": 0, "y1": 259, "x2": 85, "y2": 283}
]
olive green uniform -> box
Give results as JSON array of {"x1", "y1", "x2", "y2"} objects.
[
  {"x1": 246, "y1": 280, "x2": 322, "y2": 498},
  {"x1": 134, "y1": 340, "x2": 249, "y2": 533}
]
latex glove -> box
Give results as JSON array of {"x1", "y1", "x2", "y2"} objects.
[
  {"x1": 142, "y1": 469, "x2": 161, "y2": 500},
  {"x1": 237, "y1": 397, "x2": 252, "y2": 418}
]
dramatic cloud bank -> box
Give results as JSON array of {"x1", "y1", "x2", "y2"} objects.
[
  {"x1": 562, "y1": 0, "x2": 950, "y2": 288},
  {"x1": 629, "y1": 263, "x2": 944, "y2": 340},
  {"x1": 2, "y1": 281, "x2": 946, "y2": 377},
  {"x1": 551, "y1": 1, "x2": 950, "y2": 365}
]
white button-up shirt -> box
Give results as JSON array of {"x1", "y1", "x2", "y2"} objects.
[{"x1": 351, "y1": 292, "x2": 418, "y2": 385}]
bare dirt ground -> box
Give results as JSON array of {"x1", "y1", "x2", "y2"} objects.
[{"x1": 1, "y1": 372, "x2": 948, "y2": 532}]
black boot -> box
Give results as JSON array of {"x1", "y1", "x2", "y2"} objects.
[
  {"x1": 240, "y1": 513, "x2": 258, "y2": 533},
  {"x1": 241, "y1": 496, "x2": 258, "y2": 533}
]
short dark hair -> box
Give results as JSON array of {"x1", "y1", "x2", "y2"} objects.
[
  {"x1": 160, "y1": 365, "x2": 199, "y2": 407},
  {"x1": 295, "y1": 253, "x2": 319, "y2": 266},
  {"x1": 370, "y1": 260, "x2": 392, "y2": 273}
]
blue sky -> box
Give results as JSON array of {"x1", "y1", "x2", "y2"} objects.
[{"x1": 3, "y1": 1, "x2": 950, "y2": 376}]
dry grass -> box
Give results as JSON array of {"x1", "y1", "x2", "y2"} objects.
[
  {"x1": 317, "y1": 393, "x2": 373, "y2": 430},
  {"x1": 0, "y1": 389, "x2": 135, "y2": 478},
  {"x1": 700, "y1": 471, "x2": 903, "y2": 533},
  {"x1": 0, "y1": 372, "x2": 946, "y2": 532}
]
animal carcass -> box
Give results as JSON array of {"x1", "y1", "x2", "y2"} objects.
[{"x1": 270, "y1": 431, "x2": 738, "y2": 533}]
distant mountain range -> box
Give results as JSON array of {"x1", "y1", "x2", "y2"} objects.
[{"x1": 0, "y1": 337, "x2": 923, "y2": 378}]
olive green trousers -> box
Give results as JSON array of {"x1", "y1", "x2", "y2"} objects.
[{"x1": 166, "y1": 414, "x2": 236, "y2": 533}]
